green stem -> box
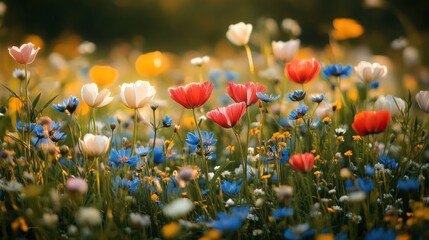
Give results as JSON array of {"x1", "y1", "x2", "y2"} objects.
[
  {"x1": 192, "y1": 108, "x2": 209, "y2": 186},
  {"x1": 244, "y1": 44, "x2": 256, "y2": 81},
  {"x1": 131, "y1": 108, "x2": 138, "y2": 156},
  {"x1": 91, "y1": 108, "x2": 97, "y2": 134},
  {"x1": 150, "y1": 108, "x2": 157, "y2": 168},
  {"x1": 232, "y1": 127, "x2": 248, "y2": 199}
]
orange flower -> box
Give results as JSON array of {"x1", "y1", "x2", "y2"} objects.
[
  {"x1": 135, "y1": 51, "x2": 167, "y2": 77},
  {"x1": 285, "y1": 58, "x2": 320, "y2": 84},
  {"x1": 89, "y1": 65, "x2": 119, "y2": 87},
  {"x1": 289, "y1": 153, "x2": 315, "y2": 173},
  {"x1": 351, "y1": 110, "x2": 391, "y2": 136},
  {"x1": 331, "y1": 18, "x2": 364, "y2": 40}
]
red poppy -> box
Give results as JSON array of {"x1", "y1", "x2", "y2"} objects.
[
  {"x1": 207, "y1": 102, "x2": 246, "y2": 128},
  {"x1": 168, "y1": 82, "x2": 214, "y2": 109},
  {"x1": 285, "y1": 58, "x2": 320, "y2": 84},
  {"x1": 289, "y1": 153, "x2": 315, "y2": 173},
  {"x1": 226, "y1": 82, "x2": 266, "y2": 106},
  {"x1": 351, "y1": 110, "x2": 391, "y2": 136}
]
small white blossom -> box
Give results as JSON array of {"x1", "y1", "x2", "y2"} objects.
[
  {"x1": 76, "y1": 207, "x2": 102, "y2": 226},
  {"x1": 129, "y1": 213, "x2": 150, "y2": 228},
  {"x1": 190, "y1": 56, "x2": 210, "y2": 66},
  {"x1": 225, "y1": 198, "x2": 235, "y2": 207},
  {"x1": 163, "y1": 198, "x2": 194, "y2": 218}
]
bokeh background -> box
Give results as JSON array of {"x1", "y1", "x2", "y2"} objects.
[{"x1": 1, "y1": 0, "x2": 428, "y2": 56}]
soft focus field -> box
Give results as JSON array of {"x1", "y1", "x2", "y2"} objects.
[{"x1": 0, "y1": 1, "x2": 429, "y2": 240}]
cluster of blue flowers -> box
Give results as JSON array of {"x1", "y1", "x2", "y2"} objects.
[
  {"x1": 186, "y1": 130, "x2": 217, "y2": 160},
  {"x1": 211, "y1": 206, "x2": 250, "y2": 232}
]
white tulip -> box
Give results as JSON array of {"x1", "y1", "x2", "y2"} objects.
[
  {"x1": 226, "y1": 22, "x2": 253, "y2": 46},
  {"x1": 354, "y1": 61, "x2": 388, "y2": 83},
  {"x1": 119, "y1": 80, "x2": 156, "y2": 109},
  {"x1": 416, "y1": 90, "x2": 429, "y2": 113},
  {"x1": 79, "y1": 133, "x2": 110, "y2": 157},
  {"x1": 374, "y1": 95, "x2": 406, "y2": 116},
  {"x1": 272, "y1": 39, "x2": 300, "y2": 62},
  {"x1": 81, "y1": 83, "x2": 113, "y2": 108}
]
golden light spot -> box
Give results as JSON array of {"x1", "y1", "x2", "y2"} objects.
[
  {"x1": 24, "y1": 34, "x2": 44, "y2": 49},
  {"x1": 396, "y1": 234, "x2": 410, "y2": 240},
  {"x1": 316, "y1": 233, "x2": 334, "y2": 240},
  {"x1": 206, "y1": 229, "x2": 222, "y2": 240},
  {"x1": 89, "y1": 65, "x2": 119, "y2": 87},
  {"x1": 135, "y1": 51, "x2": 168, "y2": 77},
  {"x1": 347, "y1": 88, "x2": 359, "y2": 102},
  {"x1": 161, "y1": 222, "x2": 181, "y2": 239},
  {"x1": 331, "y1": 18, "x2": 364, "y2": 40},
  {"x1": 403, "y1": 74, "x2": 417, "y2": 92}
]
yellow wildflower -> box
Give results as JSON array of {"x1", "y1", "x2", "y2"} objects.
[
  {"x1": 161, "y1": 222, "x2": 181, "y2": 239},
  {"x1": 344, "y1": 150, "x2": 353, "y2": 157},
  {"x1": 250, "y1": 127, "x2": 260, "y2": 136},
  {"x1": 352, "y1": 135, "x2": 362, "y2": 141},
  {"x1": 322, "y1": 117, "x2": 331, "y2": 124}
]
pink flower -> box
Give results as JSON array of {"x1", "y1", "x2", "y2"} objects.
[
  {"x1": 207, "y1": 102, "x2": 246, "y2": 128},
  {"x1": 289, "y1": 153, "x2": 315, "y2": 173},
  {"x1": 66, "y1": 177, "x2": 88, "y2": 194},
  {"x1": 8, "y1": 42, "x2": 40, "y2": 65},
  {"x1": 226, "y1": 82, "x2": 266, "y2": 106},
  {"x1": 169, "y1": 81, "x2": 214, "y2": 109}
]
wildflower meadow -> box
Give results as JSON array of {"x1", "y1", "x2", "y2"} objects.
[{"x1": 1, "y1": 6, "x2": 429, "y2": 240}]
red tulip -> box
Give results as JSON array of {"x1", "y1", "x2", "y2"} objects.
[
  {"x1": 207, "y1": 102, "x2": 246, "y2": 128},
  {"x1": 351, "y1": 110, "x2": 391, "y2": 136},
  {"x1": 289, "y1": 153, "x2": 315, "y2": 173},
  {"x1": 8, "y1": 42, "x2": 40, "y2": 65},
  {"x1": 226, "y1": 82, "x2": 266, "y2": 106},
  {"x1": 168, "y1": 82, "x2": 214, "y2": 109},
  {"x1": 285, "y1": 58, "x2": 320, "y2": 84}
]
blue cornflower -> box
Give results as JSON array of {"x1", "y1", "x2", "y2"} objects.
[
  {"x1": 231, "y1": 206, "x2": 250, "y2": 220},
  {"x1": 211, "y1": 214, "x2": 243, "y2": 232},
  {"x1": 121, "y1": 178, "x2": 140, "y2": 192},
  {"x1": 369, "y1": 81, "x2": 379, "y2": 89},
  {"x1": 221, "y1": 179, "x2": 242, "y2": 196},
  {"x1": 278, "y1": 118, "x2": 294, "y2": 129},
  {"x1": 186, "y1": 130, "x2": 217, "y2": 149},
  {"x1": 256, "y1": 92, "x2": 281, "y2": 102},
  {"x1": 51, "y1": 131, "x2": 67, "y2": 142},
  {"x1": 16, "y1": 121, "x2": 36, "y2": 133},
  {"x1": 280, "y1": 147, "x2": 290, "y2": 164},
  {"x1": 135, "y1": 146, "x2": 151, "y2": 157},
  {"x1": 310, "y1": 94, "x2": 324, "y2": 103},
  {"x1": 397, "y1": 178, "x2": 420, "y2": 191},
  {"x1": 186, "y1": 131, "x2": 217, "y2": 160},
  {"x1": 284, "y1": 223, "x2": 316, "y2": 240},
  {"x1": 344, "y1": 179, "x2": 356, "y2": 192},
  {"x1": 152, "y1": 146, "x2": 165, "y2": 164},
  {"x1": 33, "y1": 125, "x2": 46, "y2": 138},
  {"x1": 322, "y1": 64, "x2": 352, "y2": 78},
  {"x1": 271, "y1": 207, "x2": 294, "y2": 220},
  {"x1": 288, "y1": 104, "x2": 309, "y2": 120},
  {"x1": 366, "y1": 227, "x2": 396, "y2": 240},
  {"x1": 364, "y1": 165, "x2": 374, "y2": 176},
  {"x1": 162, "y1": 115, "x2": 173, "y2": 128},
  {"x1": 379, "y1": 155, "x2": 398, "y2": 170},
  {"x1": 109, "y1": 149, "x2": 140, "y2": 168},
  {"x1": 357, "y1": 178, "x2": 374, "y2": 193},
  {"x1": 52, "y1": 96, "x2": 79, "y2": 114},
  {"x1": 288, "y1": 90, "x2": 306, "y2": 102},
  {"x1": 225, "y1": 70, "x2": 238, "y2": 82}
]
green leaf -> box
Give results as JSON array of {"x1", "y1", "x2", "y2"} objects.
[
  {"x1": 210, "y1": 160, "x2": 234, "y2": 186},
  {"x1": 32, "y1": 92, "x2": 42, "y2": 109},
  {"x1": 0, "y1": 83, "x2": 20, "y2": 99},
  {"x1": 37, "y1": 95, "x2": 58, "y2": 115}
]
